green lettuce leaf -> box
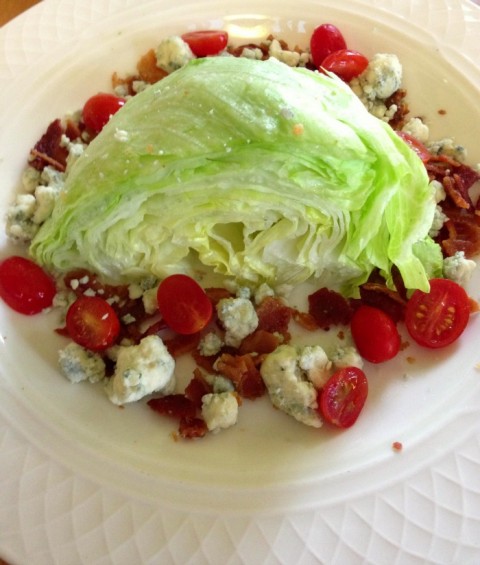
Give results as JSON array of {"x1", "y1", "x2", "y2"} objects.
[{"x1": 30, "y1": 56, "x2": 439, "y2": 294}]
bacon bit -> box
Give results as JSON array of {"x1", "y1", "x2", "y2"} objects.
[
  {"x1": 204, "y1": 287, "x2": 234, "y2": 305},
  {"x1": 29, "y1": 149, "x2": 66, "y2": 172},
  {"x1": 293, "y1": 123, "x2": 304, "y2": 136},
  {"x1": 55, "y1": 326, "x2": 70, "y2": 337},
  {"x1": 64, "y1": 269, "x2": 130, "y2": 301},
  {"x1": 256, "y1": 296, "x2": 293, "y2": 340},
  {"x1": 400, "y1": 340, "x2": 410, "y2": 352},
  {"x1": 136, "y1": 49, "x2": 168, "y2": 84},
  {"x1": 238, "y1": 329, "x2": 281, "y2": 355},
  {"x1": 439, "y1": 206, "x2": 480, "y2": 258},
  {"x1": 292, "y1": 309, "x2": 318, "y2": 331},
  {"x1": 392, "y1": 441, "x2": 403, "y2": 452},
  {"x1": 214, "y1": 353, "x2": 266, "y2": 399},
  {"x1": 443, "y1": 175, "x2": 471, "y2": 209},
  {"x1": 227, "y1": 42, "x2": 269, "y2": 59},
  {"x1": 185, "y1": 369, "x2": 213, "y2": 408},
  {"x1": 111, "y1": 71, "x2": 136, "y2": 96},
  {"x1": 308, "y1": 287, "x2": 353, "y2": 329},
  {"x1": 164, "y1": 332, "x2": 201, "y2": 357},
  {"x1": 29, "y1": 119, "x2": 69, "y2": 171},
  {"x1": 427, "y1": 157, "x2": 479, "y2": 213},
  {"x1": 386, "y1": 89, "x2": 409, "y2": 129},
  {"x1": 192, "y1": 350, "x2": 218, "y2": 373},
  {"x1": 469, "y1": 298, "x2": 480, "y2": 314},
  {"x1": 337, "y1": 330, "x2": 345, "y2": 340},
  {"x1": 359, "y1": 282, "x2": 406, "y2": 322},
  {"x1": 179, "y1": 416, "x2": 208, "y2": 439},
  {"x1": 438, "y1": 109, "x2": 447, "y2": 115},
  {"x1": 148, "y1": 394, "x2": 197, "y2": 419},
  {"x1": 406, "y1": 356, "x2": 416, "y2": 364}
]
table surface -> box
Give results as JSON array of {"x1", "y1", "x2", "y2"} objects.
[{"x1": 0, "y1": 0, "x2": 42, "y2": 27}]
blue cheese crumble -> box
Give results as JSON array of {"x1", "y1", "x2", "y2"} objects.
[
  {"x1": 349, "y1": 53, "x2": 402, "y2": 120},
  {"x1": 155, "y1": 36, "x2": 195, "y2": 73},
  {"x1": 105, "y1": 335, "x2": 175, "y2": 405},
  {"x1": 216, "y1": 296, "x2": 259, "y2": 348},
  {"x1": 443, "y1": 251, "x2": 477, "y2": 287},
  {"x1": 260, "y1": 344, "x2": 323, "y2": 428},
  {"x1": 58, "y1": 342, "x2": 106, "y2": 384},
  {"x1": 201, "y1": 392, "x2": 239, "y2": 432}
]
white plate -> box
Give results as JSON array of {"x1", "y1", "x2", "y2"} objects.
[{"x1": 1, "y1": 0, "x2": 480, "y2": 562}]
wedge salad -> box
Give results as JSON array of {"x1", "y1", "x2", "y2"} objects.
[{"x1": 1, "y1": 24, "x2": 479, "y2": 440}]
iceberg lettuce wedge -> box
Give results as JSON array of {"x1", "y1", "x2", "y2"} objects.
[{"x1": 30, "y1": 56, "x2": 439, "y2": 294}]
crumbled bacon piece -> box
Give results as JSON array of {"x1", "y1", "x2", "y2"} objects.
[
  {"x1": 204, "y1": 287, "x2": 234, "y2": 305},
  {"x1": 163, "y1": 332, "x2": 201, "y2": 357},
  {"x1": 359, "y1": 282, "x2": 406, "y2": 322},
  {"x1": 427, "y1": 156, "x2": 479, "y2": 212},
  {"x1": 148, "y1": 394, "x2": 197, "y2": 419},
  {"x1": 308, "y1": 287, "x2": 353, "y2": 329},
  {"x1": 256, "y1": 296, "x2": 292, "y2": 340},
  {"x1": 386, "y1": 89, "x2": 409, "y2": 129},
  {"x1": 136, "y1": 49, "x2": 168, "y2": 84},
  {"x1": 29, "y1": 119, "x2": 69, "y2": 171},
  {"x1": 179, "y1": 416, "x2": 208, "y2": 439},
  {"x1": 214, "y1": 352, "x2": 266, "y2": 399},
  {"x1": 185, "y1": 369, "x2": 213, "y2": 408},
  {"x1": 239, "y1": 329, "x2": 281, "y2": 355},
  {"x1": 438, "y1": 205, "x2": 480, "y2": 258},
  {"x1": 292, "y1": 309, "x2": 319, "y2": 331}
]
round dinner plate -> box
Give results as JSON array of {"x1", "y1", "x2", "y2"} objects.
[{"x1": 1, "y1": 0, "x2": 480, "y2": 563}]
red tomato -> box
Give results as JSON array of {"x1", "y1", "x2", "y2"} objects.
[
  {"x1": 157, "y1": 274, "x2": 213, "y2": 335},
  {"x1": 0, "y1": 256, "x2": 56, "y2": 315},
  {"x1": 321, "y1": 49, "x2": 369, "y2": 82},
  {"x1": 351, "y1": 305, "x2": 400, "y2": 363},
  {"x1": 82, "y1": 93, "x2": 126, "y2": 134},
  {"x1": 310, "y1": 23, "x2": 347, "y2": 68},
  {"x1": 319, "y1": 366, "x2": 368, "y2": 428},
  {"x1": 181, "y1": 30, "x2": 228, "y2": 57},
  {"x1": 396, "y1": 131, "x2": 431, "y2": 163},
  {"x1": 405, "y1": 278, "x2": 470, "y2": 349},
  {"x1": 66, "y1": 295, "x2": 120, "y2": 351}
]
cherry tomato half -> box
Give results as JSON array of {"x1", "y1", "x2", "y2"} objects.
[
  {"x1": 405, "y1": 278, "x2": 470, "y2": 349},
  {"x1": 0, "y1": 256, "x2": 56, "y2": 315},
  {"x1": 321, "y1": 49, "x2": 369, "y2": 82},
  {"x1": 82, "y1": 93, "x2": 126, "y2": 134},
  {"x1": 396, "y1": 131, "x2": 431, "y2": 163},
  {"x1": 66, "y1": 295, "x2": 120, "y2": 351},
  {"x1": 310, "y1": 23, "x2": 347, "y2": 69},
  {"x1": 351, "y1": 305, "x2": 400, "y2": 363},
  {"x1": 157, "y1": 274, "x2": 213, "y2": 335},
  {"x1": 181, "y1": 30, "x2": 228, "y2": 57},
  {"x1": 319, "y1": 366, "x2": 368, "y2": 428}
]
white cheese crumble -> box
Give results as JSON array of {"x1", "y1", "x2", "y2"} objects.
[
  {"x1": 427, "y1": 138, "x2": 467, "y2": 162},
  {"x1": 6, "y1": 165, "x2": 65, "y2": 243},
  {"x1": 401, "y1": 117, "x2": 430, "y2": 144},
  {"x1": 58, "y1": 342, "x2": 106, "y2": 384},
  {"x1": 216, "y1": 296, "x2": 259, "y2": 348},
  {"x1": 331, "y1": 346, "x2": 364, "y2": 371},
  {"x1": 350, "y1": 53, "x2": 402, "y2": 120},
  {"x1": 201, "y1": 392, "x2": 239, "y2": 432},
  {"x1": 443, "y1": 251, "x2": 477, "y2": 287},
  {"x1": 105, "y1": 335, "x2": 175, "y2": 405},
  {"x1": 298, "y1": 345, "x2": 332, "y2": 389},
  {"x1": 260, "y1": 344, "x2": 323, "y2": 428},
  {"x1": 198, "y1": 332, "x2": 224, "y2": 357},
  {"x1": 155, "y1": 36, "x2": 195, "y2": 73}
]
